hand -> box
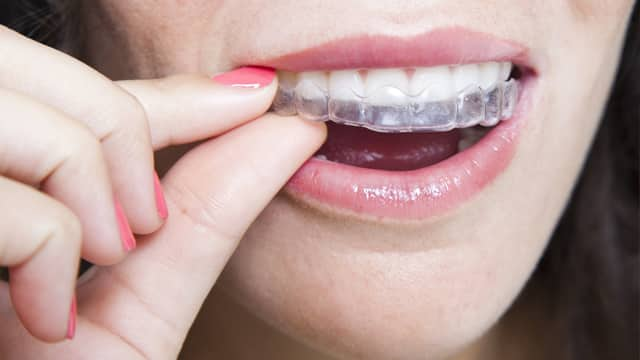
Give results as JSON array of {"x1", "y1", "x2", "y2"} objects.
[{"x1": 0, "y1": 26, "x2": 326, "y2": 359}]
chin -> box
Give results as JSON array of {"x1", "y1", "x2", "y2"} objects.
[{"x1": 221, "y1": 188, "x2": 553, "y2": 359}]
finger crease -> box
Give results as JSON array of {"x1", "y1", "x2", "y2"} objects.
[
  {"x1": 103, "y1": 267, "x2": 183, "y2": 351},
  {"x1": 165, "y1": 183, "x2": 243, "y2": 243},
  {"x1": 82, "y1": 313, "x2": 149, "y2": 360}
]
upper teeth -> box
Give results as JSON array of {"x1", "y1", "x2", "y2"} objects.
[{"x1": 271, "y1": 62, "x2": 518, "y2": 133}]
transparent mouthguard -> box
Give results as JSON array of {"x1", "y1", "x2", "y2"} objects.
[{"x1": 271, "y1": 78, "x2": 519, "y2": 133}]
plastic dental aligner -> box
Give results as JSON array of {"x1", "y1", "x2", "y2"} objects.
[{"x1": 271, "y1": 76, "x2": 519, "y2": 133}]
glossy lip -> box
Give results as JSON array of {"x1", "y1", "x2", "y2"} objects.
[{"x1": 257, "y1": 28, "x2": 536, "y2": 221}]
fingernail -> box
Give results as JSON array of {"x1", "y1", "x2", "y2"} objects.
[
  {"x1": 67, "y1": 295, "x2": 76, "y2": 340},
  {"x1": 212, "y1": 66, "x2": 275, "y2": 88},
  {"x1": 115, "y1": 199, "x2": 136, "y2": 251},
  {"x1": 154, "y1": 171, "x2": 168, "y2": 220}
]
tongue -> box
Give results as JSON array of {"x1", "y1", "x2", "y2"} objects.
[{"x1": 317, "y1": 122, "x2": 461, "y2": 171}]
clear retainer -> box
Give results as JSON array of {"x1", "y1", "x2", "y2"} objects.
[{"x1": 271, "y1": 77, "x2": 519, "y2": 133}]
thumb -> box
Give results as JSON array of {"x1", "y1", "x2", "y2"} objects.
[{"x1": 77, "y1": 113, "x2": 326, "y2": 358}]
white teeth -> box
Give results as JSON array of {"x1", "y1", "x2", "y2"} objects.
[
  {"x1": 500, "y1": 62, "x2": 512, "y2": 81},
  {"x1": 273, "y1": 62, "x2": 518, "y2": 132},
  {"x1": 365, "y1": 69, "x2": 409, "y2": 105},
  {"x1": 297, "y1": 71, "x2": 328, "y2": 103},
  {"x1": 298, "y1": 71, "x2": 328, "y2": 91},
  {"x1": 478, "y1": 62, "x2": 501, "y2": 90},
  {"x1": 329, "y1": 70, "x2": 365, "y2": 101},
  {"x1": 297, "y1": 62, "x2": 511, "y2": 102},
  {"x1": 296, "y1": 71, "x2": 330, "y2": 121},
  {"x1": 452, "y1": 64, "x2": 480, "y2": 93},
  {"x1": 410, "y1": 66, "x2": 452, "y2": 101}
]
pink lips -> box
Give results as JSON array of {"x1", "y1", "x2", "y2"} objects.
[
  {"x1": 257, "y1": 28, "x2": 534, "y2": 220},
  {"x1": 262, "y1": 27, "x2": 529, "y2": 71}
]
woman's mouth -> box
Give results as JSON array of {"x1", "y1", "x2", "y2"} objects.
[
  {"x1": 257, "y1": 28, "x2": 537, "y2": 221},
  {"x1": 273, "y1": 62, "x2": 520, "y2": 170}
]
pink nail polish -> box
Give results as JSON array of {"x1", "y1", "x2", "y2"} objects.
[
  {"x1": 212, "y1": 66, "x2": 275, "y2": 88},
  {"x1": 67, "y1": 295, "x2": 76, "y2": 340},
  {"x1": 154, "y1": 172, "x2": 168, "y2": 220},
  {"x1": 115, "y1": 199, "x2": 136, "y2": 251}
]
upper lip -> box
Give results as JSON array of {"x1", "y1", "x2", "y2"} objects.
[{"x1": 253, "y1": 27, "x2": 532, "y2": 72}]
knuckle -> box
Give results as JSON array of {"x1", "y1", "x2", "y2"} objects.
[
  {"x1": 100, "y1": 91, "x2": 150, "y2": 143},
  {"x1": 36, "y1": 123, "x2": 105, "y2": 183},
  {"x1": 49, "y1": 126, "x2": 105, "y2": 177},
  {"x1": 68, "y1": 128, "x2": 103, "y2": 163},
  {"x1": 0, "y1": 206, "x2": 83, "y2": 265},
  {"x1": 42, "y1": 207, "x2": 82, "y2": 248}
]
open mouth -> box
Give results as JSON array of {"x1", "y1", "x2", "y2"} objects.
[
  {"x1": 272, "y1": 62, "x2": 523, "y2": 171},
  {"x1": 258, "y1": 28, "x2": 536, "y2": 220}
]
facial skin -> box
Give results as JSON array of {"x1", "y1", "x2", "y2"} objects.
[{"x1": 82, "y1": 1, "x2": 633, "y2": 359}]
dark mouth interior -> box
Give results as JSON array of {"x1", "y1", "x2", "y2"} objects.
[
  {"x1": 315, "y1": 123, "x2": 462, "y2": 171},
  {"x1": 313, "y1": 66, "x2": 523, "y2": 171}
]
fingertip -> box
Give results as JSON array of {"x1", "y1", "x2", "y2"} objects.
[
  {"x1": 211, "y1": 66, "x2": 276, "y2": 89},
  {"x1": 208, "y1": 68, "x2": 279, "y2": 115},
  {"x1": 297, "y1": 115, "x2": 328, "y2": 144},
  {"x1": 113, "y1": 170, "x2": 169, "y2": 238},
  {"x1": 81, "y1": 214, "x2": 130, "y2": 266},
  {"x1": 10, "y1": 288, "x2": 70, "y2": 343},
  {"x1": 9, "y1": 261, "x2": 78, "y2": 343}
]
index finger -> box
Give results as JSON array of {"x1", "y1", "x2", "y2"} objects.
[{"x1": 117, "y1": 67, "x2": 278, "y2": 150}]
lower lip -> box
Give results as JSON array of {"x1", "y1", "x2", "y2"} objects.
[{"x1": 284, "y1": 79, "x2": 533, "y2": 221}]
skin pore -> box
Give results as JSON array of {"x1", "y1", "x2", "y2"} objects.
[{"x1": 80, "y1": 1, "x2": 634, "y2": 359}]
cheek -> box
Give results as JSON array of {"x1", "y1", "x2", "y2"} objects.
[
  {"x1": 566, "y1": 0, "x2": 634, "y2": 21},
  {"x1": 531, "y1": 0, "x2": 630, "y2": 190},
  {"x1": 90, "y1": 0, "x2": 227, "y2": 77}
]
